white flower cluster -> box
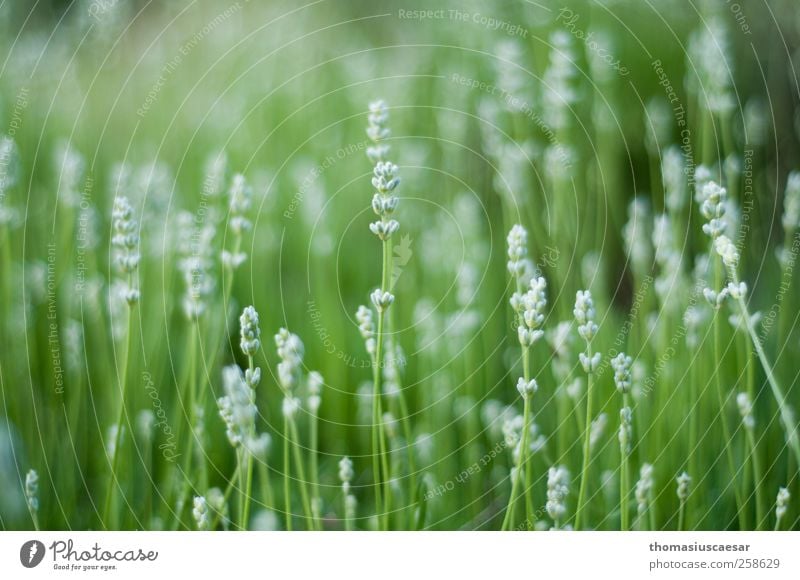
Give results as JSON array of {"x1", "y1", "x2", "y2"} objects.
[
  {"x1": 339, "y1": 456, "x2": 357, "y2": 521},
  {"x1": 370, "y1": 288, "x2": 394, "y2": 313},
  {"x1": 307, "y1": 371, "x2": 323, "y2": 413},
  {"x1": 356, "y1": 305, "x2": 376, "y2": 356},
  {"x1": 275, "y1": 328, "x2": 304, "y2": 418},
  {"x1": 239, "y1": 306, "x2": 261, "y2": 358},
  {"x1": 611, "y1": 352, "x2": 632, "y2": 394},
  {"x1": 516, "y1": 377, "x2": 538, "y2": 399},
  {"x1": 635, "y1": 463, "x2": 654, "y2": 519},
  {"x1": 506, "y1": 224, "x2": 528, "y2": 278},
  {"x1": 776, "y1": 487, "x2": 790, "y2": 523},
  {"x1": 575, "y1": 290, "x2": 600, "y2": 373},
  {"x1": 512, "y1": 276, "x2": 548, "y2": 348},
  {"x1": 369, "y1": 161, "x2": 400, "y2": 242},
  {"x1": 111, "y1": 196, "x2": 140, "y2": 304},
  {"x1": 676, "y1": 472, "x2": 691, "y2": 501},
  {"x1": 217, "y1": 365, "x2": 256, "y2": 448},
  {"x1": 590, "y1": 413, "x2": 608, "y2": 451},
  {"x1": 366, "y1": 100, "x2": 390, "y2": 162},
  {"x1": 619, "y1": 407, "x2": 632, "y2": 455},
  {"x1": 25, "y1": 469, "x2": 39, "y2": 513},
  {"x1": 192, "y1": 496, "x2": 209, "y2": 530},
  {"x1": 700, "y1": 181, "x2": 728, "y2": 240},
  {"x1": 546, "y1": 465, "x2": 570, "y2": 525},
  {"x1": 736, "y1": 392, "x2": 755, "y2": 431},
  {"x1": 222, "y1": 173, "x2": 252, "y2": 269}
]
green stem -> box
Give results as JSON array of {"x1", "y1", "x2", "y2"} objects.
[
  {"x1": 283, "y1": 417, "x2": 291, "y2": 531},
  {"x1": 735, "y1": 289, "x2": 800, "y2": 473},
  {"x1": 713, "y1": 308, "x2": 747, "y2": 529},
  {"x1": 745, "y1": 428, "x2": 766, "y2": 529},
  {"x1": 575, "y1": 344, "x2": 594, "y2": 531},
  {"x1": 102, "y1": 302, "x2": 133, "y2": 529},
  {"x1": 288, "y1": 418, "x2": 316, "y2": 529}
]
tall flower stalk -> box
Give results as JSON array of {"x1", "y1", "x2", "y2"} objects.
[
  {"x1": 502, "y1": 224, "x2": 545, "y2": 530},
  {"x1": 359, "y1": 100, "x2": 399, "y2": 529},
  {"x1": 574, "y1": 290, "x2": 600, "y2": 530},
  {"x1": 612, "y1": 353, "x2": 633, "y2": 531},
  {"x1": 275, "y1": 328, "x2": 317, "y2": 530},
  {"x1": 103, "y1": 196, "x2": 140, "y2": 528}
]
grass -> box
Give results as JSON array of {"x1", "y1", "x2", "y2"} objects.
[{"x1": 0, "y1": 0, "x2": 799, "y2": 531}]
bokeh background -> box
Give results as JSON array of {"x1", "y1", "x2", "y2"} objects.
[{"x1": 1, "y1": 0, "x2": 799, "y2": 530}]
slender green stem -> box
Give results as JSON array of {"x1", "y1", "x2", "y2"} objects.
[
  {"x1": 678, "y1": 499, "x2": 686, "y2": 531},
  {"x1": 310, "y1": 406, "x2": 320, "y2": 526},
  {"x1": 734, "y1": 289, "x2": 800, "y2": 472},
  {"x1": 209, "y1": 461, "x2": 242, "y2": 530},
  {"x1": 501, "y1": 394, "x2": 531, "y2": 531},
  {"x1": 343, "y1": 489, "x2": 354, "y2": 531},
  {"x1": 283, "y1": 417, "x2": 292, "y2": 531},
  {"x1": 257, "y1": 460, "x2": 274, "y2": 510},
  {"x1": 103, "y1": 303, "x2": 133, "y2": 529},
  {"x1": 745, "y1": 428, "x2": 766, "y2": 529},
  {"x1": 288, "y1": 418, "x2": 316, "y2": 529},
  {"x1": 370, "y1": 237, "x2": 392, "y2": 530},
  {"x1": 620, "y1": 394, "x2": 630, "y2": 531},
  {"x1": 713, "y1": 308, "x2": 746, "y2": 529},
  {"x1": 240, "y1": 355, "x2": 256, "y2": 530},
  {"x1": 575, "y1": 344, "x2": 594, "y2": 531},
  {"x1": 174, "y1": 326, "x2": 199, "y2": 529}
]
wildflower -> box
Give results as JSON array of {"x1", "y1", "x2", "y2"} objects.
[
  {"x1": 339, "y1": 456, "x2": 354, "y2": 496},
  {"x1": 611, "y1": 353, "x2": 633, "y2": 394},
  {"x1": 370, "y1": 288, "x2": 394, "y2": 312},
  {"x1": 516, "y1": 377, "x2": 538, "y2": 399},
  {"x1": 776, "y1": 487, "x2": 790, "y2": 525},
  {"x1": 703, "y1": 286, "x2": 729, "y2": 309},
  {"x1": 193, "y1": 496, "x2": 209, "y2": 530},
  {"x1": 546, "y1": 465, "x2": 570, "y2": 525},
  {"x1": 506, "y1": 224, "x2": 528, "y2": 278},
  {"x1": 282, "y1": 396, "x2": 300, "y2": 419},
  {"x1": 111, "y1": 196, "x2": 140, "y2": 304},
  {"x1": 217, "y1": 365, "x2": 256, "y2": 448},
  {"x1": 714, "y1": 235, "x2": 739, "y2": 270},
  {"x1": 619, "y1": 407, "x2": 632, "y2": 454},
  {"x1": 356, "y1": 305, "x2": 376, "y2": 356},
  {"x1": 25, "y1": 469, "x2": 39, "y2": 513},
  {"x1": 635, "y1": 463, "x2": 654, "y2": 519},
  {"x1": 622, "y1": 197, "x2": 653, "y2": 276},
  {"x1": 308, "y1": 371, "x2": 323, "y2": 413},
  {"x1": 781, "y1": 172, "x2": 800, "y2": 233},
  {"x1": 369, "y1": 161, "x2": 400, "y2": 241},
  {"x1": 516, "y1": 276, "x2": 547, "y2": 347},
  {"x1": 676, "y1": 472, "x2": 691, "y2": 501},
  {"x1": 275, "y1": 329, "x2": 304, "y2": 392},
  {"x1": 737, "y1": 392, "x2": 755, "y2": 431},
  {"x1": 221, "y1": 173, "x2": 251, "y2": 269},
  {"x1": 574, "y1": 290, "x2": 598, "y2": 343},
  {"x1": 700, "y1": 181, "x2": 728, "y2": 240},
  {"x1": 366, "y1": 100, "x2": 390, "y2": 162},
  {"x1": 239, "y1": 306, "x2": 261, "y2": 358}
]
